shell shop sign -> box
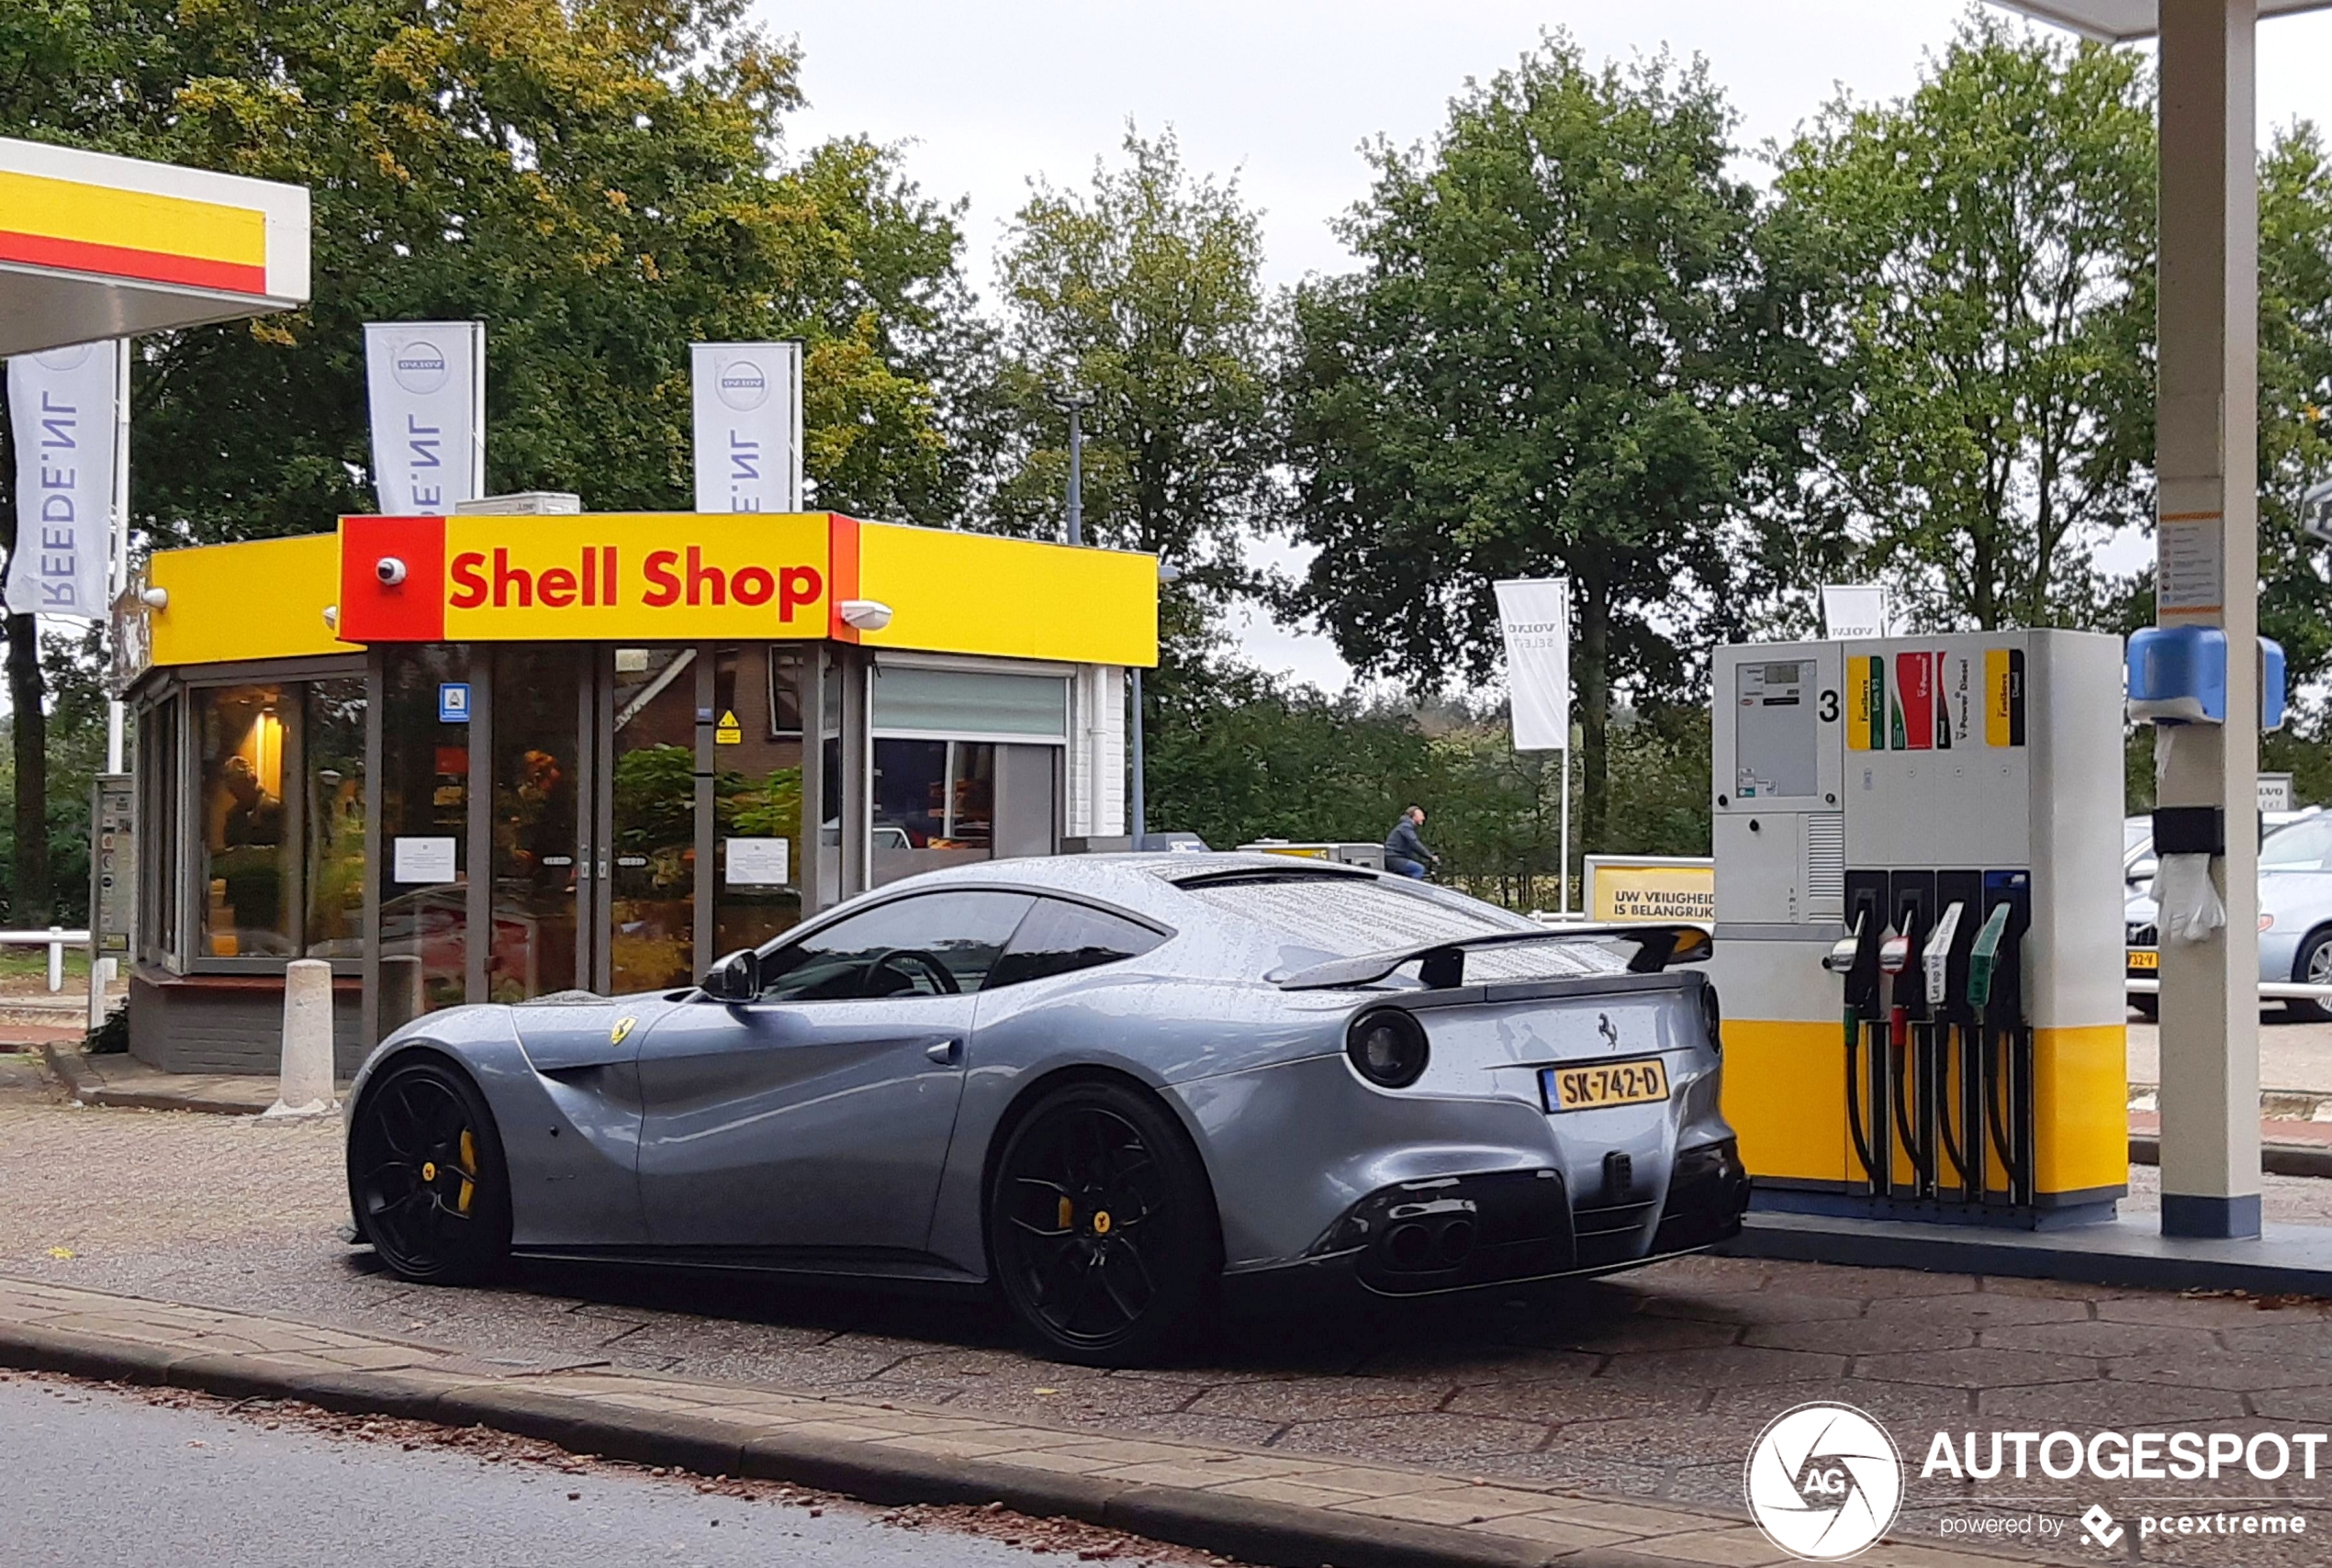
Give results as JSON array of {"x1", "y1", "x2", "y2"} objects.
[{"x1": 337, "y1": 513, "x2": 841, "y2": 642}]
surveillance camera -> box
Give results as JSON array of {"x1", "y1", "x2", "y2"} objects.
[
  {"x1": 376, "y1": 556, "x2": 409, "y2": 586},
  {"x1": 2304, "y1": 480, "x2": 2332, "y2": 545},
  {"x1": 838, "y1": 598, "x2": 893, "y2": 632}
]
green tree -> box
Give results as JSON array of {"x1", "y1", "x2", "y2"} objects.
[
  {"x1": 1774, "y1": 14, "x2": 2156, "y2": 631},
  {"x1": 1145, "y1": 665, "x2": 1435, "y2": 852},
  {"x1": 981, "y1": 127, "x2": 1281, "y2": 649},
  {"x1": 1283, "y1": 34, "x2": 1782, "y2": 868},
  {"x1": 2254, "y1": 124, "x2": 2332, "y2": 690},
  {"x1": 0, "y1": 0, "x2": 983, "y2": 913},
  {"x1": 0, "y1": 0, "x2": 978, "y2": 539}
]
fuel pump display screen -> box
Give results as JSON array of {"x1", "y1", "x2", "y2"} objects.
[{"x1": 1734, "y1": 658, "x2": 1818, "y2": 800}]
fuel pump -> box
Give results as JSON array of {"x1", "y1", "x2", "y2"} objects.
[{"x1": 1711, "y1": 630, "x2": 2128, "y2": 1229}]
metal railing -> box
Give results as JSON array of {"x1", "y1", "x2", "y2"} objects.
[
  {"x1": 2125, "y1": 976, "x2": 2332, "y2": 1001},
  {"x1": 0, "y1": 927, "x2": 107, "y2": 1029}
]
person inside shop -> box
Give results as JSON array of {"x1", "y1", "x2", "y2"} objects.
[
  {"x1": 213, "y1": 753, "x2": 286, "y2": 947},
  {"x1": 1383, "y1": 805, "x2": 1439, "y2": 879}
]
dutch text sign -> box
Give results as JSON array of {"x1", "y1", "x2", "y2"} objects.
[{"x1": 4, "y1": 339, "x2": 118, "y2": 620}]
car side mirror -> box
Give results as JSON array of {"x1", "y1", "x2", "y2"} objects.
[
  {"x1": 2127, "y1": 857, "x2": 2158, "y2": 887},
  {"x1": 701, "y1": 948, "x2": 759, "y2": 1002}
]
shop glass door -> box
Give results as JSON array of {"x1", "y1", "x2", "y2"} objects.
[
  {"x1": 488, "y1": 646, "x2": 586, "y2": 1002},
  {"x1": 601, "y1": 646, "x2": 702, "y2": 993}
]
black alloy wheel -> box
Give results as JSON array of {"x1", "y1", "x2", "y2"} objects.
[
  {"x1": 348, "y1": 1058, "x2": 511, "y2": 1283},
  {"x1": 989, "y1": 1081, "x2": 1217, "y2": 1366}
]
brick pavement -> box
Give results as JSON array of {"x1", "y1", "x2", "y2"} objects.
[{"x1": 8, "y1": 1061, "x2": 2332, "y2": 1562}]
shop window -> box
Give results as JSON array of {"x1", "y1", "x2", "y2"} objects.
[
  {"x1": 380, "y1": 649, "x2": 469, "y2": 1019},
  {"x1": 195, "y1": 685, "x2": 297, "y2": 958},
  {"x1": 138, "y1": 700, "x2": 181, "y2": 963},
  {"x1": 717, "y1": 644, "x2": 804, "y2": 958},
  {"x1": 303, "y1": 679, "x2": 367, "y2": 958},
  {"x1": 872, "y1": 739, "x2": 994, "y2": 886},
  {"x1": 611, "y1": 646, "x2": 701, "y2": 993},
  {"x1": 767, "y1": 647, "x2": 803, "y2": 735},
  {"x1": 488, "y1": 646, "x2": 581, "y2": 1002}
]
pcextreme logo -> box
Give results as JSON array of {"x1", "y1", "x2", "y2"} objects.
[
  {"x1": 336, "y1": 511, "x2": 853, "y2": 644},
  {"x1": 1743, "y1": 1403, "x2": 1904, "y2": 1561}
]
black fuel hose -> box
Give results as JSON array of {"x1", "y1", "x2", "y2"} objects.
[
  {"x1": 1987, "y1": 1025, "x2": 2017, "y2": 1198},
  {"x1": 1934, "y1": 1024, "x2": 1970, "y2": 1189},
  {"x1": 1844, "y1": 1014, "x2": 1879, "y2": 1189},
  {"x1": 1891, "y1": 1029, "x2": 1930, "y2": 1188}
]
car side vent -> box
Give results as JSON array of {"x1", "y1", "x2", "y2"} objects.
[{"x1": 1805, "y1": 812, "x2": 1844, "y2": 922}]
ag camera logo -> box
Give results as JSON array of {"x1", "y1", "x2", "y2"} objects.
[
  {"x1": 1744, "y1": 1402, "x2": 1903, "y2": 1560},
  {"x1": 391, "y1": 341, "x2": 450, "y2": 394},
  {"x1": 715, "y1": 358, "x2": 769, "y2": 410}
]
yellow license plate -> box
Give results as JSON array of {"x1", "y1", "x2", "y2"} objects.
[
  {"x1": 2127, "y1": 948, "x2": 2158, "y2": 972},
  {"x1": 1542, "y1": 1058, "x2": 1671, "y2": 1113}
]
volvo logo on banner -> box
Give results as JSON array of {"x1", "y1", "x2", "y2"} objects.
[
  {"x1": 691, "y1": 342, "x2": 802, "y2": 514},
  {"x1": 4, "y1": 339, "x2": 121, "y2": 622},
  {"x1": 364, "y1": 321, "x2": 484, "y2": 515},
  {"x1": 1493, "y1": 577, "x2": 1571, "y2": 754}
]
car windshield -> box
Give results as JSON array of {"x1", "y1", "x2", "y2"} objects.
[{"x1": 1180, "y1": 874, "x2": 1628, "y2": 980}]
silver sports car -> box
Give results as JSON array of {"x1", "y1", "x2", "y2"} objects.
[{"x1": 344, "y1": 854, "x2": 1750, "y2": 1364}]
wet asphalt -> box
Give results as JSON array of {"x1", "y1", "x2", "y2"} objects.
[{"x1": 0, "y1": 1375, "x2": 1074, "y2": 1568}]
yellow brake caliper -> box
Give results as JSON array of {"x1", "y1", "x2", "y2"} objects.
[
  {"x1": 456, "y1": 1128, "x2": 477, "y2": 1215},
  {"x1": 1057, "y1": 1195, "x2": 1073, "y2": 1232}
]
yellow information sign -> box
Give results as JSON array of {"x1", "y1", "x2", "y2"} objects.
[
  {"x1": 1584, "y1": 857, "x2": 1715, "y2": 924},
  {"x1": 714, "y1": 710, "x2": 743, "y2": 745}
]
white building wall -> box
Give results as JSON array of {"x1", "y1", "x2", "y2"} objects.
[{"x1": 1068, "y1": 664, "x2": 1127, "y2": 837}]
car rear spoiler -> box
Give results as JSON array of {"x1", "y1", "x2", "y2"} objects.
[{"x1": 1269, "y1": 924, "x2": 1712, "y2": 991}]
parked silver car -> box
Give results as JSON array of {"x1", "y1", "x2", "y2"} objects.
[
  {"x1": 2126, "y1": 811, "x2": 2332, "y2": 1020},
  {"x1": 344, "y1": 854, "x2": 1748, "y2": 1364}
]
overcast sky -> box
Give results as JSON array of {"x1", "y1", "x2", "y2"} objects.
[{"x1": 782, "y1": 2, "x2": 2332, "y2": 690}]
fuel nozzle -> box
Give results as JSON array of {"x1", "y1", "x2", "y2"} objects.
[
  {"x1": 1968, "y1": 902, "x2": 2012, "y2": 1014},
  {"x1": 1923, "y1": 902, "x2": 1965, "y2": 1014},
  {"x1": 1826, "y1": 906, "x2": 1887, "y2": 1019}
]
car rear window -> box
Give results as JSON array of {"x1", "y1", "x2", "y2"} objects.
[{"x1": 1180, "y1": 875, "x2": 1627, "y2": 979}]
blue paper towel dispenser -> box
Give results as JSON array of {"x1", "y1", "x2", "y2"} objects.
[{"x1": 2126, "y1": 626, "x2": 2286, "y2": 730}]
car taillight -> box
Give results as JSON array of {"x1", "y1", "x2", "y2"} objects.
[{"x1": 1346, "y1": 1008, "x2": 1429, "y2": 1088}]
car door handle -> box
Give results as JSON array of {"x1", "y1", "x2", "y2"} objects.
[{"x1": 925, "y1": 1037, "x2": 962, "y2": 1066}]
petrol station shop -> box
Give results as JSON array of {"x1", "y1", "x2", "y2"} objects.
[{"x1": 116, "y1": 509, "x2": 1156, "y2": 1077}]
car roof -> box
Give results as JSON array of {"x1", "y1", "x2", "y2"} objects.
[
  {"x1": 859, "y1": 851, "x2": 1541, "y2": 952},
  {"x1": 861, "y1": 851, "x2": 1350, "y2": 917}
]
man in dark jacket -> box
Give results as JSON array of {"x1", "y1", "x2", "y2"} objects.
[{"x1": 1384, "y1": 806, "x2": 1438, "y2": 879}]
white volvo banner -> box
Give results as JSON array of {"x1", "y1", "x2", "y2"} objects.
[
  {"x1": 692, "y1": 342, "x2": 802, "y2": 513},
  {"x1": 364, "y1": 321, "x2": 484, "y2": 515},
  {"x1": 1820, "y1": 583, "x2": 1890, "y2": 640},
  {"x1": 1494, "y1": 577, "x2": 1571, "y2": 753},
  {"x1": 5, "y1": 340, "x2": 119, "y2": 621}
]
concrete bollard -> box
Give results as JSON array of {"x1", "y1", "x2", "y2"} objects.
[{"x1": 263, "y1": 958, "x2": 336, "y2": 1118}]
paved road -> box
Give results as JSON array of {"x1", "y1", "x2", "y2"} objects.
[
  {"x1": 13, "y1": 1060, "x2": 2332, "y2": 1563},
  {"x1": 0, "y1": 1373, "x2": 1175, "y2": 1568},
  {"x1": 2126, "y1": 1011, "x2": 2332, "y2": 1095}
]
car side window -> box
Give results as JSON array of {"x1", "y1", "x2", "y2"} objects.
[
  {"x1": 2264, "y1": 818, "x2": 2332, "y2": 871},
  {"x1": 757, "y1": 891, "x2": 1036, "y2": 1002},
  {"x1": 987, "y1": 898, "x2": 1168, "y2": 990}
]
